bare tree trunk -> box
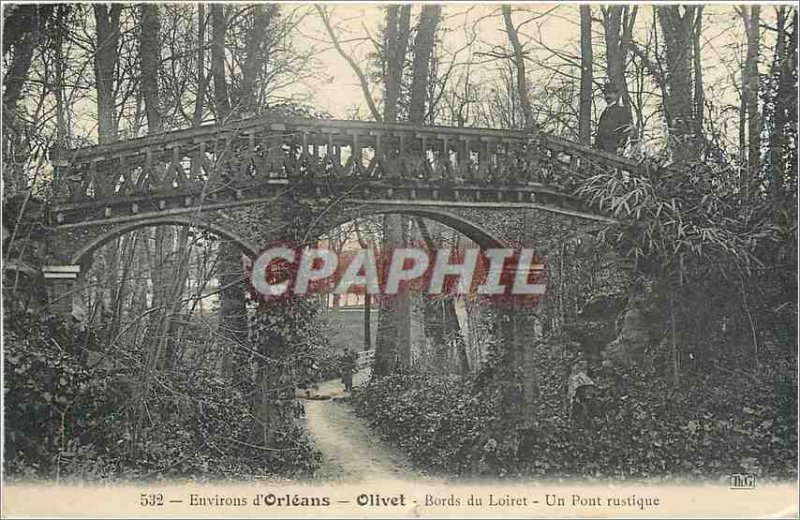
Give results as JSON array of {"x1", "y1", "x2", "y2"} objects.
[
  {"x1": 2, "y1": 6, "x2": 45, "y2": 194},
  {"x1": 139, "y1": 3, "x2": 190, "y2": 373},
  {"x1": 692, "y1": 8, "x2": 705, "y2": 137},
  {"x1": 2, "y1": 6, "x2": 40, "y2": 114},
  {"x1": 517, "y1": 214, "x2": 540, "y2": 434},
  {"x1": 578, "y1": 6, "x2": 592, "y2": 145},
  {"x1": 502, "y1": 5, "x2": 534, "y2": 131},
  {"x1": 600, "y1": 5, "x2": 636, "y2": 151},
  {"x1": 52, "y1": 6, "x2": 69, "y2": 152},
  {"x1": 364, "y1": 294, "x2": 372, "y2": 351},
  {"x1": 602, "y1": 6, "x2": 637, "y2": 108},
  {"x1": 210, "y1": 3, "x2": 248, "y2": 352},
  {"x1": 240, "y1": 5, "x2": 277, "y2": 114},
  {"x1": 656, "y1": 6, "x2": 701, "y2": 161},
  {"x1": 190, "y1": 2, "x2": 208, "y2": 190},
  {"x1": 374, "y1": 7, "x2": 440, "y2": 376},
  {"x1": 374, "y1": 214, "x2": 407, "y2": 375},
  {"x1": 93, "y1": 4, "x2": 121, "y2": 143},
  {"x1": 140, "y1": 3, "x2": 166, "y2": 356},
  {"x1": 163, "y1": 228, "x2": 191, "y2": 370},
  {"x1": 402, "y1": 6, "x2": 441, "y2": 366},
  {"x1": 767, "y1": 7, "x2": 797, "y2": 200},
  {"x1": 741, "y1": 5, "x2": 762, "y2": 198},
  {"x1": 353, "y1": 223, "x2": 372, "y2": 351},
  {"x1": 193, "y1": 4, "x2": 207, "y2": 127},
  {"x1": 383, "y1": 5, "x2": 411, "y2": 123},
  {"x1": 140, "y1": 4, "x2": 162, "y2": 133},
  {"x1": 408, "y1": 5, "x2": 441, "y2": 125},
  {"x1": 211, "y1": 4, "x2": 230, "y2": 119},
  {"x1": 41, "y1": 5, "x2": 70, "y2": 197}
]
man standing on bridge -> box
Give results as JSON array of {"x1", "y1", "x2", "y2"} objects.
[{"x1": 595, "y1": 82, "x2": 633, "y2": 154}]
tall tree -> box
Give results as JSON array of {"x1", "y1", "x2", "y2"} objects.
[
  {"x1": 210, "y1": 5, "x2": 249, "y2": 353},
  {"x1": 382, "y1": 5, "x2": 411, "y2": 123},
  {"x1": 408, "y1": 5, "x2": 442, "y2": 125},
  {"x1": 374, "y1": 6, "x2": 442, "y2": 376},
  {"x1": 578, "y1": 6, "x2": 593, "y2": 145},
  {"x1": 211, "y1": 4, "x2": 231, "y2": 120},
  {"x1": 739, "y1": 5, "x2": 762, "y2": 198},
  {"x1": 51, "y1": 5, "x2": 70, "y2": 153},
  {"x1": 2, "y1": 5, "x2": 49, "y2": 194},
  {"x1": 600, "y1": 6, "x2": 637, "y2": 144},
  {"x1": 140, "y1": 4, "x2": 162, "y2": 133},
  {"x1": 3, "y1": 6, "x2": 42, "y2": 114},
  {"x1": 93, "y1": 4, "x2": 121, "y2": 144},
  {"x1": 192, "y1": 4, "x2": 208, "y2": 128},
  {"x1": 501, "y1": 5, "x2": 534, "y2": 131},
  {"x1": 655, "y1": 6, "x2": 703, "y2": 160},
  {"x1": 766, "y1": 7, "x2": 798, "y2": 200},
  {"x1": 239, "y1": 5, "x2": 278, "y2": 115},
  {"x1": 132, "y1": 3, "x2": 182, "y2": 456},
  {"x1": 602, "y1": 6, "x2": 637, "y2": 107},
  {"x1": 692, "y1": 7, "x2": 705, "y2": 137},
  {"x1": 370, "y1": 6, "x2": 409, "y2": 363}
]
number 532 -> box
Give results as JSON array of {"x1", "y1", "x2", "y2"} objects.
[{"x1": 140, "y1": 493, "x2": 164, "y2": 506}]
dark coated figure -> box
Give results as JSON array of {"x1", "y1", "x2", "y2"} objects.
[
  {"x1": 595, "y1": 82, "x2": 633, "y2": 154},
  {"x1": 340, "y1": 348, "x2": 357, "y2": 393}
]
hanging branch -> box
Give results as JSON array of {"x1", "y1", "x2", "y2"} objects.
[{"x1": 316, "y1": 5, "x2": 382, "y2": 122}]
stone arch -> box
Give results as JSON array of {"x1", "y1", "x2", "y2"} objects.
[
  {"x1": 310, "y1": 206, "x2": 508, "y2": 249},
  {"x1": 69, "y1": 216, "x2": 259, "y2": 266}
]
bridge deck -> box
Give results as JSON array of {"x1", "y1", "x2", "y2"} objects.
[{"x1": 49, "y1": 116, "x2": 644, "y2": 226}]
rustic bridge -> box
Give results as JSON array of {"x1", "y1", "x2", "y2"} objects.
[{"x1": 10, "y1": 115, "x2": 646, "y2": 312}]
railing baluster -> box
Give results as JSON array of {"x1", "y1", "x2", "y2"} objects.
[
  {"x1": 88, "y1": 160, "x2": 99, "y2": 198},
  {"x1": 51, "y1": 116, "x2": 649, "y2": 221},
  {"x1": 117, "y1": 155, "x2": 131, "y2": 194},
  {"x1": 298, "y1": 131, "x2": 309, "y2": 176},
  {"x1": 391, "y1": 134, "x2": 406, "y2": 179},
  {"x1": 165, "y1": 146, "x2": 187, "y2": 190},
  {"x1": 418, "y1": 134, "x2": 431, "y2": 180},
  {"x1": 370, "y1": 133, "x2": 382, "y2": 177},
  {"x1": 436, "y1": 135, "x2": 450, "y2": 180},
  {"x1": 243, "y1": 132, "x2": 256, "y2": 178}
]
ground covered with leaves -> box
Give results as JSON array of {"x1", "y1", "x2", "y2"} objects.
[
  {"x1": 351, "y1": 340, "x2": 797, "y2": 481},
  {"x1": 4, "y1": 311, "x2": 321, "y2": 481}
]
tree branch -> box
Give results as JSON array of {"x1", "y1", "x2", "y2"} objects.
[{"x1": 315, "y1": 5, "x2": 382, "y2": 122}]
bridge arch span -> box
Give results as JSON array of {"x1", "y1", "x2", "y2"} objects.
[
  {"x1": 69, "y1": 216, "x2": 259, "y2": 266},
  {"x1": 310, "y1": 205, "x2": 508, "y2": 250}
]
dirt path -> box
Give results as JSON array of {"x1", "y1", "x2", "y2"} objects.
[{"x1": 301, "y1": 371, "x2": 427, "y2": 482}]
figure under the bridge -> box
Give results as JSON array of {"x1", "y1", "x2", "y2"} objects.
[{"x1": 595, "y1": 82, "x2": 633, "y2": 154}]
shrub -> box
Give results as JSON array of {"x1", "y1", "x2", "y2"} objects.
[
  {"x1": 351, "y1": 349, "x2": 797, "y2": 480},
  {"x1": 4, "y1": 309, "x2": 321, "y2": 480},
  {"x1": 352, "y1": 372, "x2": 514, "y2": 476}
]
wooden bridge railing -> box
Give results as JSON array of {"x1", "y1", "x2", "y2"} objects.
[
  {"x1": 51, "y1": 116, "x2": 644, "y2": 204},
  {"x1": 356, "y1": 349, "x2": 375, "y2": 371}
]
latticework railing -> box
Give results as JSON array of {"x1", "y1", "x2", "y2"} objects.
[{"x1": 52, "y1": 116, "x2": 643, "y2": 204}]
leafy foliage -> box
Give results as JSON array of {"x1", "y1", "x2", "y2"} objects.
[
  {"x1": 4, "y1": 309, "x2": 321, "y2": 480},
  {"x1": 352, "y1": 341, "x2": 797, "y2": 480},
  {"x1": 352, "y1": 372, "x2": 510, "y2": 476}
]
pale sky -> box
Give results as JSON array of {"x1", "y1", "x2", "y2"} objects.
[
  {"x1": 6, "y1": 2, "x2": 786, "y2": 153},
  {"x1": 280, "y1": 1, "x2": 777, "y2": 149},
  {"x1": 286, "y1": 4, "x2": 585, "y2": 119}
]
